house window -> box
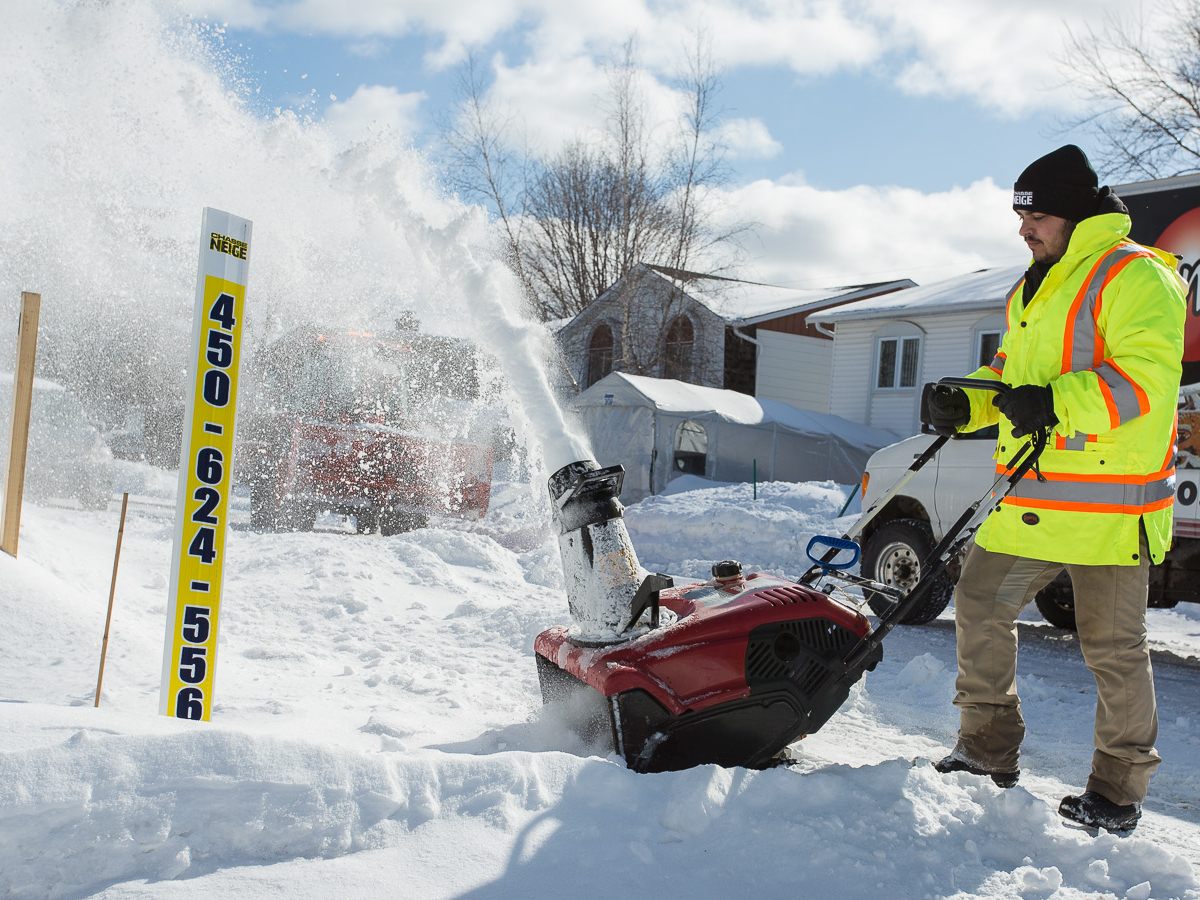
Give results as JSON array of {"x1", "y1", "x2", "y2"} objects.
[
  {"x1": 586, "y1": 323, "x2": 614, "y2": 388},
  {"x1": 663, "y1": 316, "x2": 694, "y2": 381},
  {"x1": 673, "y1": 419, "x2": 708, "y2": 476},
  {"x1": 875, "y1": 335, "x2": 921, "y2": 389},
  {"x1": 977, "y1": 330, "x2": 1003, "y2": 368}
]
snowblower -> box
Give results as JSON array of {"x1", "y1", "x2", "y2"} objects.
[{"x1": 534, "y1": 379, "x2": 1048, "y2": 773}]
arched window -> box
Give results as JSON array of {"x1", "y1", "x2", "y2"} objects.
[
  {"x1": 663, "y1": 316, "x2": 694, "y2": 381},
  {"x1": 672, "y1": 419, "x2": 708, "y2": 476},
  {"x1": 586, "y1": 323, "x2": 614, "y2": 388}
]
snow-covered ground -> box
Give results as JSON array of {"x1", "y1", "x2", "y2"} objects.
[{"x1": 2, "y1": 462, "x2": 1199, "y2": 900}]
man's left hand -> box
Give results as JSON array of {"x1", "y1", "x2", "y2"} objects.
[{"x1": 993, "y1": 384, "x2": 1057, "y2": 437}]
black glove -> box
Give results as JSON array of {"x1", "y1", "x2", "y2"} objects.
[
  {"x1": 993, "y1": 384, "x2": 1057, "y2": 437},
  {"x1": 920, "y1": 383, "x2": 970, "y2": 436}
]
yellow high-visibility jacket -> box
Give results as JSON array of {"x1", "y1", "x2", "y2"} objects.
[{"x1": 960, "y1": 212, "x2": 1186, "y2": 566}]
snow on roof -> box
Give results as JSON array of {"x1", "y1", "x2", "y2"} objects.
[
  {"x1": 643, "y1": 265, "x2": 913, "y2": 324},
  {"x1": 811, "y1": 265, "x2": 1026, "y2": 323},
  {"x1": 572, "y1": 371, "x2": 898, "y2": 444}
]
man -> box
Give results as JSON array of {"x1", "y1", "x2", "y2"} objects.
[{"x1": 922, "y1": 144, "x2": 1185, "y2": 833}]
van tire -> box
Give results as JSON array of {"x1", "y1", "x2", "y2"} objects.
[
  {"x1": 861, "y1": 518, "x2": 953, "y2": 625},
  {"x1": 1033, "y1": 572, "x2": 1077, "y2": 630}
]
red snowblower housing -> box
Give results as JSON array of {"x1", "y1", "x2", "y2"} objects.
[{"x1": 534, "y1": 380, "x2": 1046, "y2": 773}]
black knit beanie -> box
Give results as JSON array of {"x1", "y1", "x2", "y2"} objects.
[{"x1": 1013, "y1": 144, "x2": 1099, "y2": 222}]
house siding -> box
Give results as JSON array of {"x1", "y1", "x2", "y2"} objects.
[
  {"x1": 755, "y1": 330, "x2": 832, "y2": 413},
  {"x1": 830, "y1": 309, "x2": 1005, "y2": 435}
]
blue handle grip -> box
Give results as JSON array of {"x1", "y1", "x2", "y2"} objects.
[{"x1": 806, "y1": 534, "x2": 861, "y2": 569}]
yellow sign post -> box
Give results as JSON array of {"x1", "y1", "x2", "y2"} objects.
[{"x1": 160, "y1": 208, "x2": 252, "y2": 720}]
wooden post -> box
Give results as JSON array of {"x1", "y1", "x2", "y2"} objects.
[
  {"x1": 1, "y1": 292, "x2": 41, "y2": 558},
  {"x1": 95, "y1": 492, "x2": 130, "y2": 708}
]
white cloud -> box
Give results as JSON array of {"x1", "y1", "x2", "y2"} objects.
[
  {"x1": 717, "y1": 118, "x2": 783, "y2": 160},
  {"x1": 175, "y1": 0, "x2": 1148, "y2": 125},
  {"x1": 868, "y1": 0, "x2": 1129, "y2": 116},
  {"x1": 323, "y1": 84, "x2": 426, "y2": 143},
  {"x1": 707, "y1": 175, "x2": 1029, "y2": 289}
]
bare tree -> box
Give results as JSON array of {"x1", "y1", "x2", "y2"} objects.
[
  {"x1": 440, "y1": 55, "x2": 535, "y2": 305},
  {"x1": 1063, "y1": 1, "x2": 1200, "y2": 179},
  {"x1": 441, "y1": 35, "x2": 749, "y2": 330}
]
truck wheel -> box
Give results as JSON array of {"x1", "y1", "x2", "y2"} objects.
[
  {"x1": 278, "y1": 499, "x2": 318, "y2": 532},
  {"x1": 355, "y1": 508, "x2": 378, "y2": 534},
  {"x1": 861, "y1": 518, "x2": 953, "y2": 625},
  {"x1": 249, "y1": 476, "x2": 277, "y2": 531},
  {"x1": 380, "y1": 509, "x2": 429, "y2": 536},
  {"x1": 1033, "y1": 572, "x2": 1077, "y2": 630}
]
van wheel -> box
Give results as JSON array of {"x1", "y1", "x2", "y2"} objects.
[
  {"x1": 1034, "y1": 572, "x2": 1077, "y2": 630},
  {"x1": 861, "y1": 518, "x2": 953, "y2": 625}
]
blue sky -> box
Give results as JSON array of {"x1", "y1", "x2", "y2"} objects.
[{"x1": 180, "y1": 0, "x2": 1137, "y2": 289}]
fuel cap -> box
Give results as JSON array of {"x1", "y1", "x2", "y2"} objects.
[{"x1": 712, "y1": 559, "x2": 743, "y2": 580}]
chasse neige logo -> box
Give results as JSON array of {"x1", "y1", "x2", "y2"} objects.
[{"x1": 209, "y1": 232, "x2": 248, "y2": 260}]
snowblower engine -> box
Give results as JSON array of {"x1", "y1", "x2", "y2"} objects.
[{"x1": 534, "y1": 459, "x2": 882, "y2": 773}]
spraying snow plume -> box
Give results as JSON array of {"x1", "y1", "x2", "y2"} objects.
[{"x1": 0, "y1": 0, "x2": 590, "y2": 508}]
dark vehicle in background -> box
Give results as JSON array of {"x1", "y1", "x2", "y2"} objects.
[
  {"x1": 238, "y1": 326, "x2": 495, "y2": 535},
  {"x1": 2, "y1": 372, "x2": 114, "y2": 510}
]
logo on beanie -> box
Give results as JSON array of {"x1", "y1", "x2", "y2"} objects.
[{"x1": 1014, "y1": 191, "x2": 1034, "y2": 206}]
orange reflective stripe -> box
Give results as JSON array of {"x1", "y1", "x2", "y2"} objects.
[
  {"x1": 995, "y1": 465, "x2": 1176, "y2": 487},
  {"x1": 1002, "y1": 495, "x2": 1173, "y2": 514}
]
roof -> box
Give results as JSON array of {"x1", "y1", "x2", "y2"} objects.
[
  {"x1": 570, "y1": 371, "x2": 898, "y2": 445},
  {"x1": 1114, "y1": 173, "x2": 1200, "y2": 196},
  {"x1": 639, "y1": 264, "x2": 915, "y2": 324},
  {"x1": 810, "y1": 265, "x2": 1025, "y2": 324}
]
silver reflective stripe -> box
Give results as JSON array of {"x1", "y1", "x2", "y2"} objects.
[
  {"x1": 1068, "y1": 245, "x2": 1151, "y2": 375},
  {"x1": 1096, "y1": 362, "x2": 1145, "y2": 423},
  {"x1": 1011, "y1": 471, "x2": 1175, "y2": 509},
  {"x1": 989, "y1": 353, "x2": 1006, "y2": 373},
  {"x1": 1062, "y1": 434, "x2": 1087, "y2": 451}
]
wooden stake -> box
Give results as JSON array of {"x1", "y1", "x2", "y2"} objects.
[
  {"x1": 95, "y1": 492, "x2": 130, "y2": 708},
  {"x1": 1, "y1": 292, "x2": 41, "y2": 558}
]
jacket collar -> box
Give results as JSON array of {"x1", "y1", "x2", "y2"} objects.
[{"x1": 1060, "y1": 212, "x2": 1132, "y2": 263}]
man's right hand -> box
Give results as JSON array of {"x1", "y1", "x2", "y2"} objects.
[{"x1": 920, "y1": 383, "x2": 970, "y2": 436}]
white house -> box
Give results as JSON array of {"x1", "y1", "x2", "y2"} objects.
[
  {"x1": 554, "y1": 263, "x2": 914, "y2": 413},
  {"x1": 810, "y1": 266, "x2": 1025, "y2": 436}
]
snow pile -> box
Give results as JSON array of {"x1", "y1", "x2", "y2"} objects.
[
  {"x1": 1, "y1": 477, "x2": 1199, "y2": 899},
  {"x1": 624, "y1": 476, "x2": 858, "y2": 580}
]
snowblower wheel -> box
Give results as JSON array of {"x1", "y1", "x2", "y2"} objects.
[{"x1": 861, "y1": 518, "x2": 954, "y2": 625}]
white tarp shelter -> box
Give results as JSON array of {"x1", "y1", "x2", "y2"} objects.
[{"x1": 568, "y1": 372, "x2": 899, "y2": 502}]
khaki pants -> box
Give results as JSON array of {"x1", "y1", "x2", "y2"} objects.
[{"x1": 951, "y1": 536, "x2": 1160, "y2": 805}]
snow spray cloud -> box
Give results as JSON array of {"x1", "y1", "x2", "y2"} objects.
[
  {"x1": 420, "y1": 212, "x2": 593, "y2": 474},
  {"x1": 0, "y1": 0, "x2": 591, "y2": 480}
]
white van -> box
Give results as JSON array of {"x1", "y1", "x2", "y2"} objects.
[{"x1": 858, "y1": 388, "x2": 1200, "y2": 628}]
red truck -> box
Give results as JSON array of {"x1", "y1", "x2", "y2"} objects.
[{"x1": 239, "y1": 326, "x2": 495, "y2": 535}]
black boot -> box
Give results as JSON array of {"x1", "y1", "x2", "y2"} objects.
[
  {"x1": 934, "y1": 754, "x2": 1019, "y2": 788},
  {"x1": 1059, "y1": 791, "x2": 1141, "y2": 833}
]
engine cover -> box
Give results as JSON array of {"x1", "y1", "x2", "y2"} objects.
[{"x1": 534, "y1": 571, "x2": 882, "y2": 772}]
